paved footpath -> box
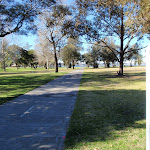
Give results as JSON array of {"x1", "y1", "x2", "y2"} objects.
[{"x1": 0, "y1": 68, "x2": 83, "y2": 150}]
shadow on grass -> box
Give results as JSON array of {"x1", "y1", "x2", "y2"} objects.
[
  {"x1": 65, "y1": 71, "x2": 146, "y2": 148},
  {"x1": 0, "y1": 74, "x2": 61, "y2": 104},
  {"x1": 65, "y1": 89, "x2": 146, "y2": 148}
]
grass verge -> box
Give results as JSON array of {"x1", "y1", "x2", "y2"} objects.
[
  {"x1": 0, "y1": 67, "x2": 73, "y2": 105},
  {"x1": 65, "y1": 67, "x2": 146, "y2": 150}
]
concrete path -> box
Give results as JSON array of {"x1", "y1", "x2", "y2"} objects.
[{"x1": 0, "y1": 68, "x2": 83, "y2": 150}]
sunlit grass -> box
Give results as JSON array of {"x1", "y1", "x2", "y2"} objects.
[
  {"x1": 0, "y1": 67, "x2": 73, "y2": 104},
  {"x1": 65, "y1": 67, "x2": 146, "y2": 150}
]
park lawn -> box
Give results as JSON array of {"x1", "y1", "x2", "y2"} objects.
[
  {"x1": 0, "y1": 67, "x2": 73, "y2": 105},
  {"x1": 65, "y1": 67, "x2": 146, "y2": 150}
]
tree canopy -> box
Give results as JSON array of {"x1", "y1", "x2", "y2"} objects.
[
  {"x1": 74, "y1": 0, "x2": 149, "y2": 75},
  {"x1": 62, "y1": 38, "x2": 81, "y2": 69},
  {"x1": 38, "y1": 4, "x2": 71, "y2": 72},
  {"x1": 0, "y1": 0, "x2": 55, "y2": 37}
]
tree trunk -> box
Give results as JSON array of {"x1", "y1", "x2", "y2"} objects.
[
  {"x1": 118, "y1": 7, "x2": 124, "y2": 76},
  {"x1": 118, "y1": 54, "x2": 123, "y2": 75},
  {"x1": 72, "y1": 60, "x2": 74, "y2": 69},
  {"x1": 46, "y1": 59, "x2": 49, "y2": 70},
  {"x1": 54, "y1": 51, "x2": 58, "y2": 72},
  {"x1": 130, "y1": 60, "x2": 132, "y2": 67},
  {"x1": 52, "y1": 36, "x2": 58, "y2": 73},
  {"x1": 3, "y1": 60, "x2": 6, "y2": 72}
]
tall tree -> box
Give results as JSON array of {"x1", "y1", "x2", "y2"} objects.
[
  {"x1": 62, "y1": 38, "x2": 81, "y2": 69},
  {"x1": 74, "y1": 0, "x2": 149, "y2": 75},
  {"x1": 0, "y1": 0, "x2": 55, "y2": 37},
  {"x1": 38, "y1": 4, "x2": 71, "y2": 72}
]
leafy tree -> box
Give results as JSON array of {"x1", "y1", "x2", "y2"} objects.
[
  {"x1": 82, "y1": 44, "x2": 100, "y2": 68},
  {"x1": 82, "y1": 53, "x2": 91, "y2": 67},
  {"x1": 17, "y1": 49, "x2": 30, "y2": 67},
  {"x1": 125, "y1": 43, "x2": 141, "y2": 67},
  {"x1": 38, "y1": 4, "x2": 71, "y2": 72},
  {"x1": 7, "y1": 45, "x2": 22, "y2": 68},
  {"x1": 90, "y1": 44, "x2": 101, "y2": 68},
  {"x1": 100, "y1": 47, "x2": 117, "y2": 68},
  {"x1": 28, "y1": 50, "x2": 38, "y2": 68},
  {"x1": 62, "y1": 38, "x2": 81, "y2": 69},
  {"x1": 0, "y1": 0, "x2": 55, "y2": 37},
  {"x1": 7, "y1": 45, "x2": 38, "y2": 68},
  {"x1": 98, "y1": 38, "x2": 118, "y2": 68},
  {"x1": 74, "y1": 0, "x2": 149, "y2": 75},
  {"x1": 134, "y1": 53, "x2": 143, "y2": 66}
]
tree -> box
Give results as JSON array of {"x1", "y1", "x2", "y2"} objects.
[
  {"x1": 28, "y1": 50, "x2": 38, "y2": 68},
  {"x1": 38, "y1": 4, "x2": 71, "y2": 72},
  {"x1": 90, "y1": 44, "x2": 101, "y2": 68},
  {"x1": 125, "y1": 43, "x2": 140, "y2": 67},
  {"x1": 82, "y1": 53, "x2": 91, "y2": 67},
  {"x1": 36, "y1": 31, "x2": 53, "y2": 70},
  {"x1": 0, "y1": 38, "x2": 9, "y2": 71},
  {"x1": 82, "y1": 44, "x2": 100, "y2": 68},
  {"x1": 100, "y1": 47, "x2": 117, "y2": 68},
  {"x1": 62, "y1": 38, "x2": 81, "y2": 69},
  {"x1": 0, "y1": 0, "x2": 55, "y2": 38},
  {"x1": 98, "y1": 38, "x2": 117, "y2": 68},
  {"x1": 7, "y1": 45, "x2": 22, "y2": 68},
  {"x1": 75, "y1": 0, "x2": 149, "y2": 75},
  {"x1": 134, "y1": 53, "x2": 143, "y2": 66}
]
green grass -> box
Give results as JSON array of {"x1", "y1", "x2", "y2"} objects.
[
  {"x1": 0, "y1": 67, "x2": 73, "y2": 105},
  {"x1": 65, "y1": 67, "x2": 146, "y2": 150}
]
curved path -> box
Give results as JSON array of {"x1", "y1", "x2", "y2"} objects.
[{"x1": 0, "y1": 68, "x2": 83, "y2": 150}]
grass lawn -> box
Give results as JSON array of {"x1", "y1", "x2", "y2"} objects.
[
  {"x1": 65, "y1": 67, "x2": 146, "y2": 150},
  {"x1": 0, "y1": 67, "x2": 73, "y2": 105}
]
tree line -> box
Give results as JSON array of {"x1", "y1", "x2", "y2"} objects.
[
  {"x1": 83, "y1": 40, "x2": 143, "y2": 68},
  {"x1": 0, "y1": 0, "x2": 149, "y2": 75},
  {"x1": 0, "y1": 37, "x2": 81, "y2": 71},
  {"x1": 0, "y1": 39, "x2": 38, "y2": 71}
]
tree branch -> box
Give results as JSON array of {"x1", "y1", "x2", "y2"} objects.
[{"x1": 98, "y1": 39, "x2": 120, "y2": 62}]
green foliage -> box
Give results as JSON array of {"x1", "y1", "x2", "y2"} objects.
[
  {"x1": 135, "y1": 54, "x2": 143, "y2": 66},
  {"x1": 0, "y1": 0, "x2": 55, "y2": 37},
  {"x1": 7, "y1": 45, "x2": 22, "y2": 66},
  {"x1": 134, "y1": 0, "x2": 150, "y2": 36},
  {"x1": 62, "y1": 38, "x2": 81, "y2": 68},
  {"x1": 3, "y1": 44, "x2": 38, "y2": 69},
  {"x1": 101, "y1": 47, "x2": 117, "y2": 68},
  {"x1": 82, "y1": 44, "x2": 100, "y2": 68},
  {"x1": 125, "y1": 43, "x2": 143, "y2": 67}
]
